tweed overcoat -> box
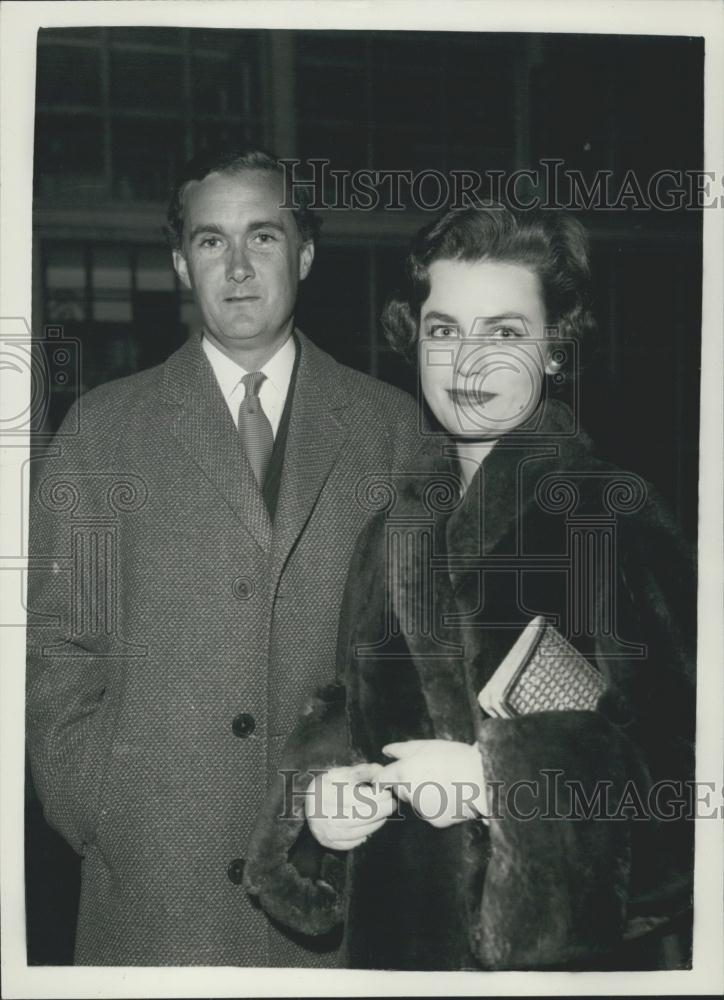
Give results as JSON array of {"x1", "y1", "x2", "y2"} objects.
[
  {"x1": 25, "y1": 330, "x2": 427, "y2": 966},
  {"x1": 244, "y1": 400, "x2": 696, "y2": 970}
]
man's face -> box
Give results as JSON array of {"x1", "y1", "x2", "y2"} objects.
[
  {"x1": 173, "y1": 169, "x2": 314, "y2": 361},
  {"x1": 419, "y1": 259, "x2": 550, "y2": 438}
]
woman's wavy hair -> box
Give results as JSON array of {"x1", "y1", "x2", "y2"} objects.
[{"x1": 382, "y1": 202, "x2": 596, "y2": 367}]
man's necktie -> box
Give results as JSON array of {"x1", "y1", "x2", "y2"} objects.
[{"x1": 238, "y1": 371, "x2": 274, "y2": 488}]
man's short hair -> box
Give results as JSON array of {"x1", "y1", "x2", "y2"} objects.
[{"x1": 166, "y1": 147, "x2": 322, "y2": 251}]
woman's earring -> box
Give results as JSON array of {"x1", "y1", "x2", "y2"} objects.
[{"x1": 545, "y1": 349, "x2": 566, "y2": 376}]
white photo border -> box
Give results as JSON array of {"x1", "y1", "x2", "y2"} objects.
[{"x1": 1, "y1": 1, "x2": 722, "y2": 997}]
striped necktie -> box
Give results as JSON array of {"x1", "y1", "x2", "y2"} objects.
[{"x1": 238, "y1": 371, "x2": 274, "y2": 488}]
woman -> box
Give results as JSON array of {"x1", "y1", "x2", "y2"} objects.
[{"x1": 243, "y1": 204, "x2": 696, "y2": 971}]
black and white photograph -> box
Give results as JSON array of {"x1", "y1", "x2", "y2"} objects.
[{"x1": 1, "y1": 1, "x2": 722, "y2": 996}]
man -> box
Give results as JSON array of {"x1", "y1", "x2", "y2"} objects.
[{"x1": 25, "y1": 149, "x2": 425, "y2": 966}]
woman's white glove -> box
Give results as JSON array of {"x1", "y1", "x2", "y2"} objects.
[
  {"x1": 305, "y1": 762, "x2": 398, "y2": 851},
  {"x1": 377, "y1": 739, "x2": 489, "y2": 828}
]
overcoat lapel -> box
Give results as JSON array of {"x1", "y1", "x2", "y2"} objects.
[
  {"x1": 161, "y1": 334, "x2": 272, "y2": 552},
  {"x1": 270, "y1": 332, "x2": 351, "y2": 584}
]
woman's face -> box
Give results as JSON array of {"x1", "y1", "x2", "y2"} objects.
[{"x1": 418, "y1": 258, "x2": 550, "y2": 439}]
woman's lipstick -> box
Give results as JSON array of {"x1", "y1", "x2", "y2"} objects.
[{"x1": 446, "y1": 388, "x2": 498, "y2": 406}]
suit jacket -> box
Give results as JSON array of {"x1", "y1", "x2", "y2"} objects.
[
  {"x1": 25, "y1": 330, "x2": 427, "y2": 966},
  {"x1": 244, "y1": 401, "x2": 696, "y2": 970}
]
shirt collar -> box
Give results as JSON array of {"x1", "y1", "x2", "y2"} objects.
[
  {"x1": 202, "y1": 332, "x2": 297, "y2": 404},
  {"x1": 260, "y1": 333, "x2": 296, "y2": 398}
]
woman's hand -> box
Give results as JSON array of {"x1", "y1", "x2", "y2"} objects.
[
  {"x1": 305, "y1": 763, "x2": 398, "y2": 851},
  {"x1": 377, "y1": 739, "x2": 488, "y2": 828}
]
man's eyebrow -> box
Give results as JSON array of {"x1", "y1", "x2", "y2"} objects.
[
  {"x1": 187, "y1": 222, "x2": 225, "y2": 242},
  {"x1": 186, "y1": 220, "x2": 288, "y2": 241},
  {"x1": 248, "y1": 220, "x2": 286, "y2": 234},
  {"x1": 421, "y1": 310, "x2": 460, "y2": 324}
]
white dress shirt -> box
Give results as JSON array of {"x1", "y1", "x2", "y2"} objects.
[{"x1": 202, "y1": 333, "x2": 296, "y2": 439}]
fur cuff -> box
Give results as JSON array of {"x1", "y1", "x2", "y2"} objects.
[
  {"x1": 243, "y1": 683, "x2": 353, "y2": 936},
  {"x1": 475, "y1": 711, "x2": 634, "y2": 969}
]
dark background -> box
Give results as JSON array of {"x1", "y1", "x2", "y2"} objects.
[{"x1": 29, "y1": 27, "x2": 703, "y2": 963}]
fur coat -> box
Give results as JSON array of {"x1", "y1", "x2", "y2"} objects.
[{"x1": 244, "y1": 400, "x2": 696, "y2": 970}]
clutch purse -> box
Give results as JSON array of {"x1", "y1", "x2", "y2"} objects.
[{"x1": 478, "y1": 616, "x2": 606, "y2": 718}]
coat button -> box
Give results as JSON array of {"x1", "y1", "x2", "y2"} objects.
[
  {"x1": 227, "y1": 858, "x2": 245, "y2": 885},
  {"x1": 231, "y1": 713, "x2": 256, "y2": 738},
  {"x1": 232, "y1": 576, "x2": 254, "y2": 600}
]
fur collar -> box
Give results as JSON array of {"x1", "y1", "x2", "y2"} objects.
[
  {"x1": 391, "y1": 400, "x2": 596, "y2": 739},
  {"x1": 445, "y1": 399, "x2": 592, "y2": 558}
]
